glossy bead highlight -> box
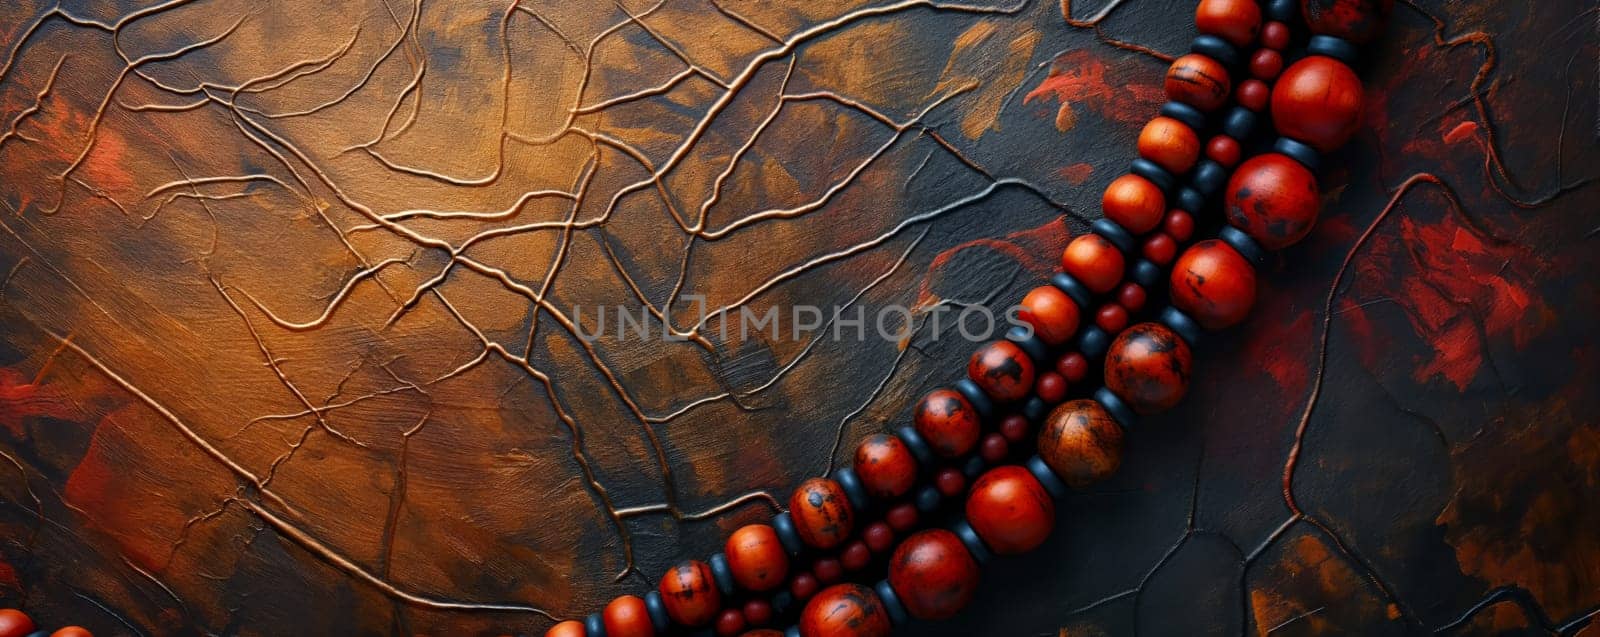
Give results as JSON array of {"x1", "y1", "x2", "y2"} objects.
[
  {"x1": 1171, "y1": 240, "x2": 1257, "y2": 329},
  {"x1": 1271, "y1": 56, "x2": 1364, "y2": 152},
  {"x1": 660, "y1": 560, "x2": 722, "y2": 626},
  {"x1": 1225, "y1": 153, "x2": 1321, "y2": 250},
  {"x1": 799, "y1": 584, "x2": 893, "y2": 637},
  {"x1": 789, "y1": 478, "x2": 855, "y2": 550},
  {"x1": 853, "y1": 434, "x2": 917, "y2": 498},
  {"x1": 727, "y1": 524, "x2": 790, "y2": 592},
  {"x1": 913, "y1": 389, "x2": 981, "y2": 458},
  {"x1": 1165, "y1": 53, "x2": 1232, "y2": 112},
  {"x1": 1038, "y1": 399, "x2": 1125, "y2": 487},
  {"x1": 1104, "y1": 323, "x2": 1193, "y2": 415},
  {"x1": 888, "y1": 529, "x2": 981, "y2": 620},
  {"x1": 965, "y1": 465, "x2": 1055, "y2": 554},
  {"x1": 968, "y1": 340, "x2": 1036, "y2": 403}
]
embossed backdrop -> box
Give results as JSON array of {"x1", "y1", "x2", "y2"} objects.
[{"x1": 0, "y1": 0, "x2": 1594, "y2": 635}]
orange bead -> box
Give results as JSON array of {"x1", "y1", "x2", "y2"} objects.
[
  {"x1": 50, "y1": 629, "x2": 93, "y2": 637},
  {"x1": 1165, "y1": 53, "x2": 1232, "y2": 112},
  {"x1": 1137, "y1": 117, "x2": 1201, "y2": 176},
  {"x1": 1104, "y1": 323, "x2": 1192, "y2": 415},
  {"x1": 1017, "y1": 285, "x2": 1081, "y2": 345},
  {"x1": 968, "y1": 340, "x2": 1036, "y2": 403},
  {"x1": 545, "y1": 620, "x2": 586, "y2": 637},
  {"x1": 1061, "y1": 234, "x2": 1125, "y2": 294},
  {"x1": 1271, "y1": 56, "x2": 1364, "y2": 152},
  {"x1": 727, "y1": 524, "x2": 789, "y2": 592},
  {"x1": 1225, "y1": 153, "x2": 1321, "y2": 250},
  {"x1": 605, "y1": 596, "x2": 656, "y2": 637},
  {"x1": 965, "y1": 465, "x2": 1055, "y2": 554},
  {"x1": 1101, "y1": 173, "x2": 1168, "y2": 234},
  {"x1": 1171, "y1": 240, "x2": 1257, "y2": 329},
  {"x1": 914, "y1": 389, "x2": 980, "y2": 457},
  {"x1": 789, "y1": 478, "x2": 854, "y2": 550},
  {"x1": 1037, "y1": 399, "x2": 1124, "y2": 487},
  {"x1": 660, "y1": 560, "x2": 722, "y2": 626},
  {"x1": 853, "y1": 434, "x2": 917, "y2": 498},
  {"x1": 799, "y1": 584, "x2": 892, "y2": 637},
  {"x1": 0, "y1": 610, "x2": 34, "y2": 637},
  {"x1": 1196, "y1": 0, "x2": 1263, "y2": 47}
]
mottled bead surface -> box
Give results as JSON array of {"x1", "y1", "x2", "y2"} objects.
[
  {"x1": 1038, "y1": 399, "x2": 1124, "y2": 487},
  {"x1": 660, "y1": 560, "x2": 722, "y2": 626},
  {"x1": 727, "y1": 524, "x2": 789, "y2": 592},
  {"x1": 1137, "y1": 117, "x2": 1201, "y2": 177},
  {"x1": 1104, "y1": 323, "x2": 1192, "y2": 415},
  {"x1": 799, "y1": 584, "x2": 893, "y2": 637},
  {"x1": 853, "y1": 434, "x2": 916, "y2": 498},
  {"x1": 49, "y1": 628, "x2": 92, "y2": 637},
  {"x1": 789, "y1": 478, "x2": 855, "y2": 550},
  {"x1": 605, "y1": 595, "x2": 656, "y2": 637},
  {"x1": 1017, "y1": 285, "x2": 1080, "y2": 345},
  {"x1": 888, "y1": 529, "x2": 980, "y2": 620},
  {"x1": 968, "y1": 340, "x2": 1036, "y2": 403},
  {"x1": 1171, "y1": 240, "x2": 1257, "y2": 329},
  {"x1": 1195, "y1": 0, "x2": 1262, "y2": 46},
  {"x1": 1225, "y1": 153, "x2": 1321, "y2": 250},
  {"x1": 913, "y1": 389, "x2": 980, "y2": 457},
  {"x1": 1271, "y1": 56, "x2": 1364, "y2": 152},
  {"x1": 0, "y1": 610, "x2": 32, "y2": 637},
  {"x1": 1061, "y1": 234, "x2": 1126, "y2": 294},
  {"x1": 1165, "y1": 53, "x2": 1232, "y2": 112},
  {"x1": 544, "y1": 620, "x2": 585, "y2": 637},
  {"x1": 1301, "y1": 0, "x2": 1392, "y2": 44},
  {"x1": 965, "y1": 465, "x2": 1055, "y2": 554},
  {"x1": 1102, "y1": 173, "x2": 1168, "y2": 234}
]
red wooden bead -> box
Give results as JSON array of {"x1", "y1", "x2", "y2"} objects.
[
  {"x1": 914, "y1": 389, "x2": 981, "y2": 457},
  {"x1": 1261, "y1": 21, "x2": 1291, "y2": 49},
  {"x1": 660, "y1": 560, "x2": 722, "y2": 627},
  {"x1": 1061, "y1": 234, "x2": 1126, "y2": 294},
  {"x1": 1171, "y1": 240, "x2": 1257, "y2": 329},
  {"x1": 1250, "y1": 49, "x2": 1284, "y2": 80},
  {"x1": 727, "y1": 524, "x2": 790, "y2": 592},
  {"x1": 716, "y1": 608, "x2": 747, "y2": 637},
  {"x1": 888, "y1": 529, "x2": 981, "y2": 620},
  {"x1": 1000, "y1": 412, "x2": 1031, "y2": 443},
  {"x1": 935, "y1": 467, "x2": 966, "y2": 497},
  {"x1": 1117, "y1": 283, "x2": 1147, "y2": 313},
  {"x1": 1056, "y1": 352, "x2": 1089, "y2": 383},
  {"x1": 1104, "y1": 323, "x2": 1192, "y2": 415},
  {"x1": 1225, "y1": 153, "x2": 1321, "y2": 250},
  {"x1": 1163, "y1": 210, "x2": 1195, "y2": 243},
  {"x1": 1272, "y1": 56, "x2": 1364, "y2": 152},
  {"x1": 791, "y1": 572, "x2": 820, "y2": 600},
  {"x1": 1165, "y1": 53, "x2": 1232, "y2": 112},
  {"x1": 1035, "y1": 371, "x2": 1068, "y2": 405},
  {"x1": 1017, "y1": 285, "x2": 1081, "y2": 346},
  {"x1": 841, "y1": 540, "x2": 872, "y2": 571},
  {"x1": 744, "y1": 599, "x2": 774, "y2": 627},
  {"x1": 1195, "y1": 0, "x2": 1263, "y2": 47},
  {"x1": 1137, "y1": 117, "x2": 1202, "y2": 176},
  {"x1": 968, "y1": 340, "x2": 1036, "y2": 403},
  {"x1": 1301, "y1": 0, "x2": 1393, "y2": 44},
  {"x1": 1038, "y1": 399, "x2": 1125, "y2": 487},
  {"x1": 980, "y1": 432, "x2": 1009, "y2": 463},
  {"x1": 886, "y1": 503, "x2": 919, "y2": 532},
  {"x1": 0, "y1": 610, "x2": 33, "y2": 637},
  {"x1": 545, "y1": 620, "x2": 586, "y2": 637},
  {"x1": 799, "y1": 584, "x2": 892, "y2": 637},
  {"x1": 1142, "y1": 233, "x2": 1177, "y2": 266},
  {"x1": 789, "y1": 478, "x2": 855, "y2": 550},
  {"x1": 1095, "y1": 303, "x2": 1129, "y2": 334},
  {"x1": 814, "y1": 557, "x2": 844, "y2": 584},
  {"x1": 854, "y1": 434, "x2": 916, "y2": 498},
  {"x1": 863, "y1": 521, "x2": 895, "y2": 553},
  {"x1": 965, "y1": 465, "x2": 1055, "y2": 554},
  {"x1": 606, "y1": 595, "x2": 657, "y2": 637},
  {"x1": 1205, "y1": 135, "x2": 1242, "y2": 168},
  {"x1": 1102, "y1": 174, "x2": 1168, "y2": 235},
  {"x1": 48, "y1": 630, "x2": 91, "y2": 637},
  {"x1": 1236, "y1": 78, "x2": 1270, "y2": 112}
]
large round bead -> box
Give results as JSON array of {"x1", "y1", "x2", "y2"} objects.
[
  {"x1": 913, "y1": 388, "x2": 980, "y2": 457},
  {"x1": 1271, "y1": 56, "x2": 1364, "y2": 152},
  {"x1": 853, "y1": 434, "x2": 917, "y2": 498},
  {"x1": 1102, "y1": 173, "x2": 1167, "y2": 234},
  {"x1": 968, "y1": 340, "x2": 1036, "y2": 403},
  {"x1": 1104, "y1": 323, "x2": 1192, "y2": 415},
  {"x1": 0, "y1": 611, "x2": 34, "y2": 637},
  {"x1": 544, "y1": 620, "x2": 586, "y2": 637},
  {"x1": 660, "y1": 560, "x2": 722, "y2": 626},
  {"x1": 1037, "y1": 399, "x2": 1125, "y2": 487},
  {"x1": 1165, "y1": 53, "x2": 1232, "y2": 112},
  {"x1": 1224, "y1": 153, "x2": 1321, "y2": 250},
  {"x1": 965, "y1": 465, "x2": 1055, "y2": 555},
  {"x1": 799, "y1": 583, "x2": 893, "y2": 637},
  {"x1": 49, "y1": 630, "x2": 92, "y2": 637},
  {"x1": 605, "y1": 595, "x2": 657, "y2": 637},
  {"x1": 1137, "y1": 117, "x2": 1202, "y2": 176},
  {"x1": 789, "y1": 478, "x2": 855, "y2": 550},
  {"x1": 726, "y1": 524, "x2": 789, "y2": 591},
  {"x1": 1061, "y1": 234, "x2": 1126, "y2": 294},
  {"x1": 888, "y1": 529, "x2": 981, "y2": 620},
  {"x1": 1195, "y1": 0, "x2": 1262, "y2": 46},
  {"x1": 1170, "y1": 240, "x2": 1257, "y2": 329},
  {"x1": 1301, "y1": 0, "x2": 1392, "y2": 44},
  {"x1": 1017, "y1": 285, "x2": 1081, "y2": 345}
]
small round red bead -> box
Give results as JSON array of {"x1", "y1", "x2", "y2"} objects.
[
  {"x1": 1237, "y1": 78, "x2": 1270, "y2": 111},
  {"x1": 863, "y1": 521, "x2": 895, "y2": 553},
  {"x1": 1000, "y1": 413, "x2": 1031, "y2": 443},
  {"x1": 1261, "y1": 20, "x2": 1290, "y2": 49},
  {"x1": 1117, "y1": 283, "x2": 1147, "y2": 313},
  {"x1": 1205, "y1": 135, "x2": 1242, "y2": 168},
  {"x1": 1035, "y1": 371, "x2": 1068, "y2": 404},
  {"x1": 886, "y1": 503, "x2": 918, "y2": 532},
  {"x1": 791, "y1": 572, "x2": 820, "y2": 600},
  {"x1": 715, "y1": 608, "x2": 747, "y2": 637},
  {"x1": 980, "y1": 432, "x2": 1009, "y2": 463},
  {"x1": 1142, "y1": 233, "x2": 1177, "y2": 266},
  {"x1": 1250, "y1": 49, "x2": 1284, "y2": 80},
  {"x1": 840, "y1": 540, "x2": 872, "y2": 571},
  {"x1": 1056, "y1": 352, "x2": 1089, "y2": 383},
  {"x1": 935, "y1": 467, "x2": 966, "y2": 497},
  {"x1": 1163, "y1": 210, "x2": 1195, "y2": 242},
  {"x1": 744, "y1": 599, "x2": 774, "y2": 627},
  {"x1": 1095, "y1": 303, "x2": 1129, "y2": 333},
  {"x1": 814, "y1": 557, "x2": 843, "y2": 585}
]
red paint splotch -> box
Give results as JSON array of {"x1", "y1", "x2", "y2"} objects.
[
  {"x1": 1023, "y1": 49, "x2": 1164, "y2": 129},
  {"x1": 915, "y1": 217, "x2": 1071, "y2": 309},
  {"x1": 0, "y1": 368, "x2": 75, "y2": 436}
]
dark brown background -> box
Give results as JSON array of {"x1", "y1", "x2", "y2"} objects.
[{"x1": 0, "y1": 0, "x2": 1594, "y2": 635}]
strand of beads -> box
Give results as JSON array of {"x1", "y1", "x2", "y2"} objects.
[{"x1": 0, "y1": 609, "x2": 92, "y2": 637}]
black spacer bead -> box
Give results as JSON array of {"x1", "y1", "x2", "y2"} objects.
[
  {"x1": 1222, "y1": 106, "x2": 1256, "y2": 140},
  {"x1": 785, "y1": 627, "x2": 802, "y2": 637},
  {"x1": 1023, "y1": 396, "x2": 1048, "y2": 424},
  {"x1": 773, "y1": 512, "x2": 805, "y2": 556},
  {"x1": 1190, "y1": 34, "x2": 1240, "y2": 68},
  {"x1": 645, "y1": 591, "x2": 672, "y2": 631},
  {"x1": 1219, "y1": 225, "x2": 1270, "y2": 265},
  {"x1": 23, "y1": 633, "x2": 49, "y2": 637},
  {"x1": 952, "y1": 519, "x2": 994, "y2": 565},
  {"x1": 1050, "y1": 272, "x2": 1094, "y2": 310},
  {"x1": 1005, "y1": 325, "x2": 1051, "y2": 365},
  {"x1": 915, "y1": 485, "x2": 942, "y2": 513},
  {"x1": 1308, "y1": 35, "x2": 1359, "y2": 64},
  {"x1": 1027, "y1": 454, "x2": 1069, "y2": 498},
  {"x1": 1193, "y1": 160, "x2": 1228, "y2": 197},
  {"x1": 963, "y1": 454, "x2": 987, "y2": 479},
  {"x1": 1160, "y1": 101, "x2": 1207, "y2": 131},
  {"x1": 1160, "y1": 306, "x2": 1203, "y2": 344},
  {"x1": 1130, "y1": 159, "x2": 1177, "y2": 192},
  {"x1": 1095, "y1": 387, "x2": 1138, "y2": 430},
  {"x1": 709, "y1": 552, "x2": 737, "y2": 596},
  {"x1": 876, "y1": 580, "x2": 910, "y2": 627},
  {"x1": 1132, "y1": 259, "x2": 1162, "y2": 289},
  {"x1": 953, "y1": 378, "x2": 996, "y2": 422},
  {"x1": 1177, "y1": 186, "x2": 1206, "y2": 215},
  {"x1": 586, "y1": 611, "x2": 608, "y2": 637},
  {"x1": 1091, "y1": 218, "x2": 1136, "y2": 255},
  {"x1": 770, "y1": 590, "x2": 796, "y2": 616},
  {"x1": 1266, "y1": 0, "x2": 1296, "y2": 22},
  {"x1": 1274, "y1": 137, "x2": 1321, "y2": 171},
  {"x1": 834, "y1": 467, "x2": 871, "y2": 513},
  {"x1": 1077, "y1": 325, "x2": 1110, "y2": 359},
  {"x1": 896, "y1": 425, "x2": 935, "y2": 469}
]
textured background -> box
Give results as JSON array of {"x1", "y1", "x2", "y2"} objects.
[{"x1": 0, "y1": 0, "x2": 1595, "y2": 635}]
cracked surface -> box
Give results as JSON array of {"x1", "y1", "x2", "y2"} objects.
[{"x1": 0, "y1": 0, "x2": 1594, "y2": 635}]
